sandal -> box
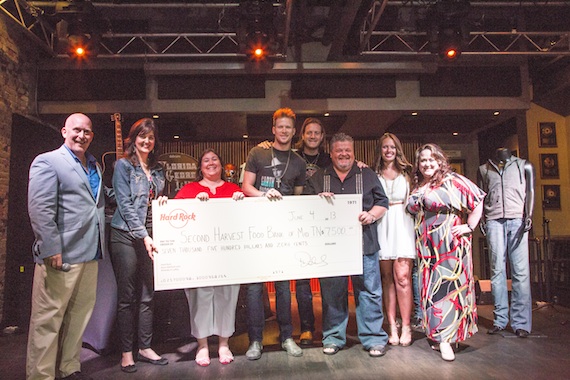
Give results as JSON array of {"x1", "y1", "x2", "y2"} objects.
[
  {"x1": 323, "y1": 344, "x2": 341, "y2": 355},
  {"x1": 368, "y1": 345, "x2": 386, "y2": 357},
  {"x1": 195, "y1": 346, "x2": 210, "y2": 367},
  {"x1": 218, "y1": 347, "x2": 234, "y2": 365},
  {"x1": 388, "y1": 324, "x2": 400, "y2": 346},
  {"x1": 400, "y1": 325, "x2": 413, "y2": 347}
]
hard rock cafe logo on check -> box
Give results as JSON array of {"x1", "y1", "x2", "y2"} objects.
[{"x1": 159, "y1": 208, "x2": 197, "y2": 229}]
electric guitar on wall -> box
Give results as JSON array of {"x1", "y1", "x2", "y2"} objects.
[
  {"x1": 102, "y1": 112, "x2": 124, "y2": 187},
  {"x1": 102, "y1": 113, "x2": 123, "y2": 221}
]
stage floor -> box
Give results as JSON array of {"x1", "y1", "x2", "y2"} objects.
[{"x1": 2, "y1": 295, "x2": 569, "y2": 380}]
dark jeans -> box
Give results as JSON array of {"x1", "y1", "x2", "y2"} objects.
[
  {"x1": 412, "y1": 258, "x2": 422, "y2": 319},
  {"x1": 110, "y1": 228, "x2": 155, "y2": 353},
  {"x1": 296, "y1": 279, "x2": 315, "y2": 333},
  {"x1": 247, "y1": 281, "x2": 293, "y2": 343}
]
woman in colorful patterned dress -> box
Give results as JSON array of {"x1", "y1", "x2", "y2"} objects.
[
  {"x1": 406, "y1": 143, "x2": 485, "y2": 361},
  {"x1": 374, "y1": 133, "x2": 416, "y2": 347},
  {"x1": 175, "y1": 149, "x2": 244, "y2": 367}
]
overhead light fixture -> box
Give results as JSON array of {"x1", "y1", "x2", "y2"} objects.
[
  {"x1": 411, "y1": 112, "x2": 418, "y2": 116},
  {"x1": 152, "y1": 115, "x2": 160, "y2": 119},
  {"x1": 452, "y1": 132, "x2": 459, "y2": 136},
  {"x1": 428, "y1": 0, "x2": 471, "y2": 61},
  {"x1": 173, "y1": 135, "x2": 180, "y2": 139},
  {"x1": 54, "y1": 1, "x2": 102, "y2": 59},
  {"x1": 493, "y1": 111, "x2": 500, "y2": 116},
  {"x1": 246, "y1": 31, "x2": 271, "y2": 61},
  {"x1": 243, "y1": 134, "x2": 249, "y2": 139},
  {"x1": 324, "y1": 112, "x2": 330, "y2": 117},
  {"x1": 239, "y1": 0, "x2": 277, "y2": 63}
]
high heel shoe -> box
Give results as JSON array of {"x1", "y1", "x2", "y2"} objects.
[
  {"x1": 399, "y1": 325, "x2": 413, "y2": 347},
  {"x1": 439, "y1": 342, "x2": 455, "y2": 361},
  {"x1": 388, "y1": 324, "x2": 400, "y2": 345}
]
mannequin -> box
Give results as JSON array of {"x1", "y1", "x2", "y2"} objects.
[{"x1": 478, "y1": 147, "x2": 535, "y2": 338}]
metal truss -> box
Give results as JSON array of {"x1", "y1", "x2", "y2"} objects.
[
  {"x1": 0, "y1": 0, "x2": 57, "y2": 55},
  {"x1": 95, "y1": 32, "x2": 243, "y2": 59},
  {"x1": 3, "y1": 0, "x2": 570, "y2": 59},
  {"x1": 361, "y1": 31, "x2": 570, "y2": 56}
]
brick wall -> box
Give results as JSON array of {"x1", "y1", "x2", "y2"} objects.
[{"x1": 0, "y1": 17, "x2": 38, "y2": 323}]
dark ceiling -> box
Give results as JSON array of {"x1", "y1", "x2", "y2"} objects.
[{"x1": 4, "y1": 1, "x2": 570, "y2": 140}]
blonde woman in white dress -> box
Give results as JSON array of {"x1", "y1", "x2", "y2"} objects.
[{"x1": 374, "y1": 133, "x2": 416, "y2": 346}]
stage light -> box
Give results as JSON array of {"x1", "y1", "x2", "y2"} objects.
[
  {"x1": 437, "y1": 24, "x2": 464, "y2": 60},
  {"x1": 56, "y1": 3, "x2": 102, "y2": 60},
  {"x1": 67, "y1": 33, "x2": 94, "y2": 59},
  {"x1": 246, "y1": 31, "x2": 271, "y2": 61},
  {"x1": 428, "y1": 0, "x2": 471, "y2": 61},
  {"x1": 239, "y1": 0, "x2": 278, "y2": 63},
  {"x1": 253, "y1": 48, "x2": 265, "y2": 58}
]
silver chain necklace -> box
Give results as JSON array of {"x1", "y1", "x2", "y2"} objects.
[{"x1": 271, "y1": 147, "x2": 291, "y2": 189}]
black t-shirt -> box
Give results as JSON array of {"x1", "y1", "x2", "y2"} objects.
[
  {"x1": 245, "y1": 146, "x2": 306, "y2": 195},
  {"x1": 298, "y1": 149, "x2": 332, "y2": 179}
]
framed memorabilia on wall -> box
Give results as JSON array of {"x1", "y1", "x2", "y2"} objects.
[
  {"x1": 538, "y1": 122, "x2": 557, "y2": 147},
  {"x1": 540, "y1": 153, "x2": 559, "y2": 179},
  {"x1": 543, "y1": 185, "x2": 561, "y2": 210},
  {"x1": 450, "y1": 159, "x2": 465, "y2": 175}
]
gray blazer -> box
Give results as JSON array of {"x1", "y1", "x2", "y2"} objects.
[{"x1": 28, "y1": 145, "x2": 107, "y2": 264}]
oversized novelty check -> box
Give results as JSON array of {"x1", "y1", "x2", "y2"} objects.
[{"x1": 152, "y1": 194, "x2": 363, "y2": 290}]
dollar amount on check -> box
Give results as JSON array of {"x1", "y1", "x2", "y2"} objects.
[{"x1": 152, "y1": 194, "x2": 363, "y2": 290}]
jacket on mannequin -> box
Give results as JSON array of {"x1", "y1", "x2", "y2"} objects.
[{"x1": 478, "y1": 148, "x2": 535, "y2": 233}]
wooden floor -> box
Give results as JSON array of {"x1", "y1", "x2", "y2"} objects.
[{"x1": 2, "y1": 295, "x2": 569, "y2": 380}]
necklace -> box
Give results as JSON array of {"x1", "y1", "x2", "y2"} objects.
[
  {"x1": 301, "y1": 151, "x2": 320, "y2": 165},
  {"x1": 271, "y1": 147, "x2": 291, "y2": 189}
]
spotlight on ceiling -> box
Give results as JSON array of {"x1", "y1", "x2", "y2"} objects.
[
  {"x1": 66, "y1": 15, "x2": 100, "y2": 58},
  {"x1": 54, "y1": 1, "x2": 102, "y2": 59},
  {"x1": 246, "y1": 31, "x2": 271, "y2": 61},
  {"x1": 238, "y1": 0, "x2": 278, "y2": 65},
  {"x1": 428, "y1": 0, "x2": 471, "y2": 61}
]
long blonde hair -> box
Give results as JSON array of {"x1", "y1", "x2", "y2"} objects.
[{"x1": 374, "y1": 132, "x2": 412, "y2": 176}]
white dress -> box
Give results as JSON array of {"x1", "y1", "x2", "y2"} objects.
[{"x1": 377, "y1": 173, "x2": 416, "y2": 260}]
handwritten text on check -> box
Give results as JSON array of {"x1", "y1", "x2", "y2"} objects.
[{"x1": 152, "y1": 194, "x2": 363, "y2": 290}]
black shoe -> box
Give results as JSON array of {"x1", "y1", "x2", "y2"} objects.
[
  {"x1": 368, "y1": 345, "x2": 387, "y2": 358},
  {"x1": 60, "y1": 372, "x2": 93, "y2": 380},
  {"x1": 411, "y1": 316, "x2": 423, "y2": 330},
  {"x1": 487, "y1": 326, "x2": 504, "y2": 335},
  {"x1": 138, "y1": 354, "x2": 169, "y2": 365},
  {"x1": 121, "y1": 364, "x2": 137, "y2": 373},
  {"x1": 516, "y1": 329, "x2": 530, "y2": 338}
]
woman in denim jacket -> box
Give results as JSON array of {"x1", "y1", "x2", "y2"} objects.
[{"x1": 110, "y1": 118, "x2": 167, "y2": 373}]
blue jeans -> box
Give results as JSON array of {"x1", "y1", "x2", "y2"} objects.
[
  {"x1": 486, "y1": 218, "x2": 532, "y2": 332},
  {"x1": 320, "y1": 251, "x2": 388, "y2": 350},
  {"x1": 296, "y1": 279, "x2": 315, "y2": 333},
  {"x1": 246, "y1": 281, "x2": 293, "y2": 343}
]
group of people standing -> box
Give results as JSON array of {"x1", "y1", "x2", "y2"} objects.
[{"x1": 25, "y1": 107, "x2": 533, "y2": 379}]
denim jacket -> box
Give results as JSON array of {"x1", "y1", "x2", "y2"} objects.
[{"x1": 111, "y1": 158, "x2": 165, "y2": 239}]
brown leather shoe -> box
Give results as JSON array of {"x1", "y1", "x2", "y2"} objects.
[{"x1": 300, "y1": 331, "x2": 313, "y2": 346}]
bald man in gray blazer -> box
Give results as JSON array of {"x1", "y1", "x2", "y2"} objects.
[{"x1": 27, "y1": 113, "x2": 107, "y2": 380}]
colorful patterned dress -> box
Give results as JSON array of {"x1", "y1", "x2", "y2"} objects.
[{"x1": 406, "y1": 173, "x2": 485, "y2": 343}]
